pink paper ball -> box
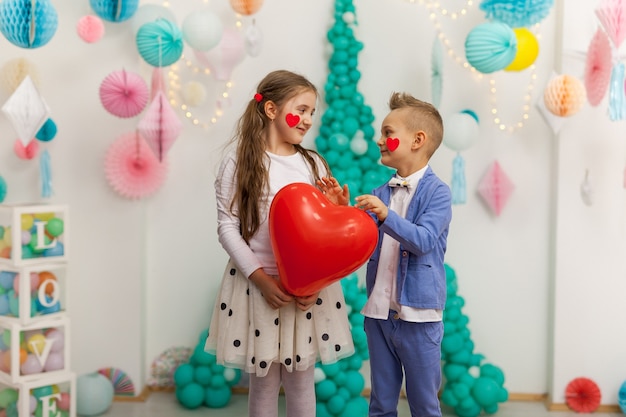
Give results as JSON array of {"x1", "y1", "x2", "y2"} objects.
[
  {"x1": 14, "y1": 139, "x2": 39, "y2": 160},
  {"x1": 77, "y1": 15, "x2": 105, "y2": 43}
]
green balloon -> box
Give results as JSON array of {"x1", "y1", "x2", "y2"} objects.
[
  {"x1": 0, "y1": 388, "x2": 18, "y2": 408},
  {"x1": 45, "y1": 218, "x2": 64, "y2": 237}
]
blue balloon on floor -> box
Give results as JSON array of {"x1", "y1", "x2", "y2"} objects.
[{"x1": 76, "y1": 373, "x2": 114, "y2": 416}]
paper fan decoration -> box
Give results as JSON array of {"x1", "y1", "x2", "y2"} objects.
[
  {"x1": 479, "y1": 0, "x2": 555, "y2": 27},
  {"x1": 565, "y1": 377, "x2": 601, "y2": 413},
  {"x1": 77, "y1": 15, "x2": 105, "y2": 43},
  {"x1": 543, "y1": 74, "x2": 586, "y2": 117},
  {"x1": 104, "y1": 132, "x2": 168, "y2": 200},
  {"x1": 147, "y1": 346, "x2": 192, "y2": 388},
  {"x1": 464, "y1": 22, "x2": 517, "y2": 74},
  {"x1": 98, "y1": 367, "x2": 136, "y2": 396},
  {"x1": 2, "y1": 75, "x2": 50, "y2": 146},
  {"x1": 584, "y1": 28, "x2": 612, "y2": 106},
  {"x1": 478, "y1": 161, "x2": 514, "y2": 216},
  {"x1": 431, "y1": 38, "x2": 443, "y2": 108},
  {"x1": 99, "y1": 70, "x2": 149, "y2": 118},
  {"x1": 0, "y1": 57, "x2": 40, "y2": 94},
  {"x1": 137, "y1": 91, "x2": 182, "y2": 162},
  {"x1": 0, "y1": 0, "x2": 58, "y2": 48},
  {"x1": 595, "y1": 0, "x2": 626, "y2": 48}
]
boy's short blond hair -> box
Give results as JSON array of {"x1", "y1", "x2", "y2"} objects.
[{"x1": 388, "y1": 92, "x2": 444, "y2": 157}]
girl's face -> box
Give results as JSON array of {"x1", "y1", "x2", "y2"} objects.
[{"x1": 271, "y1": 90, "x2": 317, "y2": 147}]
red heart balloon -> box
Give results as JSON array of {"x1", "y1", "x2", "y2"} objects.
[
  {"x1": 285, "y1": 113, "x2": 300, "y2": 127},
  {"x1": 269, "y1": 183, "x2": 378, "y2": 296},
  {"x1": 386, "y1": 137, "x2": 400, "y2": 151}
]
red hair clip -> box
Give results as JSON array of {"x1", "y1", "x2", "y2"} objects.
[{"x1": 254, "y1": 93, "x2": 263, "y2": 102}]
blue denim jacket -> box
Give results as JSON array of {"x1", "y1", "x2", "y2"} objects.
[{"x1": 364, "y1": 167, "x2": 452, "y2": 310}]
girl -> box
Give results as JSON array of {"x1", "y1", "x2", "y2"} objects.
[{"x1": 205, "y1": 70, "x2": 354, "y2": 417}]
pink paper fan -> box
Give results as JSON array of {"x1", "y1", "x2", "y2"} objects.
[
  {"x1": 585, "y1": 28, "x2": 613, "y2": 106},
  {"x1": 77, "y1": 15, "x2": 105, "y2": 43},
  {"x1": 104, "y1": 132, "x2": 168, "y2": 199},
  {"x1": 99, "y1": 70, "x2": 149, "y2": 118},
  {"x1": 478, "y1": 161, "x2": 514, "y2": 216},
  {"x1": 137, "y1": 91, "x2": 182, "y2": 162},
  {"x1": 595, "y1": 0, "x2": 626, "y2": 48}
]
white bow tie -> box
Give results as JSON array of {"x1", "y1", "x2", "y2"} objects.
[{"x1": 388, "y1": 177, "x2": 411, "y2": 188}]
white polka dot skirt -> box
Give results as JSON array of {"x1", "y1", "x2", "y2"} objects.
[{"x1": 205, "y1": 260, "x2": 355, "y2": 377}]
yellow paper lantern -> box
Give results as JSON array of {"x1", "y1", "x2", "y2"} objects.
[
  {"x1": 544, "y1": 74, "x2": 586, "y2": 117},
  {"x1": 229, "y1": 0, "x2": 264, "y2": 15},
  {"x1": 505, "y1": 28, "x2": 539, "y2": 71}
]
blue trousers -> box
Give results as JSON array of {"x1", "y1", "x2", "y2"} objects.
[{"x1": 364, "y1": 312, "x2": 443, "y2": 417}]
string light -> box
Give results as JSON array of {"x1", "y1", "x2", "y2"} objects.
[
  {"x1": 404, "y1": 0, "x2": 541, "y2": 133},
  {"x1": 161, "y1": 1, "x2": 238, "y2": 130}
]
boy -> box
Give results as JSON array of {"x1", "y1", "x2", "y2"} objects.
[{"x1": 354, "y1": 92, "x2": 452, "y2": 417}]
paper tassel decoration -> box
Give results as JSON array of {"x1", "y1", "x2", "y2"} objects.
[
  {"x1": 584, "y1": 28, "x2": 612, "y2": 106},
  {"x1": 565, "y1": 377, "x2": 601, "y2": 413},
  {"x1": 194, "y1": 27, "x2": 246, "y2": 81},
  {"x1": 478, "y1": 161, "x2": 514, "y2": 216},
  {"x1": 464, "y1": 22, "x2": 517, "y2": 74},
  {"x1": 431, "y1": 38, "x2": 443, "y2": 108},
  {"x1": 580, "y1": 170, "x2": 594, "y2": 206},
  {"x1": 0, "y1": 0, "x2": 58, "y2": 48},
  {"x1": 76, "y1": 15, "x2": 105, "y2": 43},
  {"x1": 0, "y1": 176, "x2": 6, "y2": 203},
  {"x1": 137, "y1": 91, "x2": 182, "y2": 161},
  {"x1": 13, "y1": 138, "x2": 39, "y2": 160},
  {"x1": 99, "y1": 69, "x2": 149, "y2": 118},
  {"x1": 479, "y1": 0, "x2": 555, "y2": 27},
  {"x1": 543, "y1": 74, "x2": 586, "y2": 117},
  {"x1": 608, "y1": 62, "x2": 626, "y2": 120},
  {"x1": 104, "y1": 132, "x2": 168, "y2": 200},
  {"x1": 2, "y1": 75, "x2": 50, "y2": 146},
  {"x1": 0, "y1": 57, "x2": 40, "y2": 94},
  {"x1": 451, "y1": 153, "x2": 466, "y2": 205},
  {"x1": 40, "y1": 149, "x2": 52, "y2": 198},
  {"x1": 150, "y1": 67, "x2": 167, "y2": 100},
  {"x1": 595, "y1": 0, "x2": 626, "y2": 48},
  {"x1": 136, "y1": 19, "x2": 184, "y2": 67},
  {"x1": 229, "y1": 0, "x2": 265, "y2": 15}
]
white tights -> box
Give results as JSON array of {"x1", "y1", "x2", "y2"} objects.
[{"x1": 248, "y1": 363, "x2": 315, "y2": 417}]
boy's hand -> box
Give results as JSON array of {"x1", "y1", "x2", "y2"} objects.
[
  {"x1": 317, "y1": 177, "x2": 350, "y2": 206},
  {"x1": 355, "y1": 194, "x2": 388, "y2": 221}
]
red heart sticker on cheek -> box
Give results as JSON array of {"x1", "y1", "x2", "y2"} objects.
[
  {"x1": 286, "y1": 113, "x2": 300, "y2": 127},
  {"x1": 386, "y1": 137, "x2": 400, "y2": 151}
]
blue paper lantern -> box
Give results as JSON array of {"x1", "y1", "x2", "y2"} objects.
[
  {"x1": 89, "y1": 0, "x2": 139, "y2": 23},
  {"x1": 480, "y1": 0, "x2": 554, "y2": 28},
  {"x1": 136, "y1": 19, "x2": 184, "y2": 67},
  {"x1": 464, "y1": 22, "x2": 517, "y2": 74},
  {"x1": 0, "y1": 0, "x2": 58, "y2": 48}
]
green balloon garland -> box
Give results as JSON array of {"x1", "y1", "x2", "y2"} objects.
[
  {"x1": 441, "y1": 264, "x2": 509, "y2": 417},
  {"x1": 315, "y1": 0, "x2": 393, "y2": 202}
]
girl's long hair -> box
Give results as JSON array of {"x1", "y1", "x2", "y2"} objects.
[{"x1": 231, "y1": 70, "x2": 330, "y2": 242}]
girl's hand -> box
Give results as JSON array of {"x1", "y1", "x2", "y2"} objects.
[
  {"x1": 317, "y1": 177, "x2": 350, "y2": 206},
  {"x1": 249, "y1": 269, "x2": 294, "y2": 309},
  {"x1": 295, "y1": 292, "x2": 319, "y2": 311},
  {"x1": 355, "y1": 194, "x2": 389, "y2": 221}
]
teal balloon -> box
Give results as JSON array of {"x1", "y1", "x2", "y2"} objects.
[
  {"x1": 176, "y1": 382, "x2": 204, "y2": 409},
  {"x1": 204, "y1": 385, "x2": 231, "y2": 408},
  {"x1": 191, "y1": 344, "x2": 214, "y2": 366},
  {"x1": 480, "y1": 363, "x2": 505, "y2": 385},
  {"x1": 344, "y1": 370, "x2": 364, "y2": 396},
  {"x1": 210, "y1": 374, "x2": 226, "y2": 389},
  {"x1": 315, "y1": 379, "x2": 337, "y2": 402},
  {"x1": 76, "y1": 373, "x2": 114, "y2": 416},
  {"x1": 136, "y1": 19, "x2": 183, "y2": 67},
  {"x1": 328, "y1": 133, "x2": 350, "y2": 151},
  {"x1": 0, "y1": 176, "x2": 6, "y2": 203},
  {"x1": 471, "y1": 377, "x2": 499, "y2": 407},
  {"x1": 340, "y1": 397, "x2": 368, "y2": 417},
  {"x1": 464, "y1": 21, "x2": 517, "y2": 74},
  {"x1": 316, "y1": 403, "x2": 333, "y2": 417},
  {"x1": 327, "y1": 394, "x2": 346, "y2": 415},
  {"x1": 193, "y1": 365, "x2": 211, "y2": 386},
  {"x1": 452, "y1": 381, "x2": 470, "y2": 400},
  {"x1": 441, "y1": 333, "x2": 464, "y2": 354},
  {"x1": 443, "y1": 364, "x2": 467, "y2": 381},
  {"x1": 440, "y1": 387, "x2": 458, "y2": 407},
  {"x1": 174, "y1": 363, "x2": 194, "y2": 386}
]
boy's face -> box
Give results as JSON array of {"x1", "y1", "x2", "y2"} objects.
[{"x1": 376, "y1": 108, "x2": 424, "y2": 170}]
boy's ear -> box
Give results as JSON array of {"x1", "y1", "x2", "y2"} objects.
[
  {"x1": 412, "y1": 131, "x2": 427, "y2": 150},
  {"x1": 264, "y1": 100, "x2": 277, "y2": 120}
]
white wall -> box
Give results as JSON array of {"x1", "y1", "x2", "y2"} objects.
[{"x1": 0, "y1": 0, "x2": 623, "y2": 407}]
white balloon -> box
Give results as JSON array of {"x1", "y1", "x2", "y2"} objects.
[
  {"x1": 182, "y1": 11, "x2": 223, "y2": 52},
  {"x1": 350, "y1": 130, "x2": 368, "y2": 155},
  {"x1": 443, "y1": 111, "x2": 479, "y2": 152},
  {"x1": 131, "y1": 4, "x2": 176, "y2": 35}
]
